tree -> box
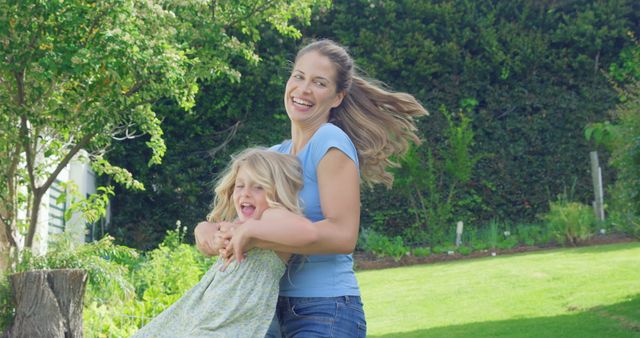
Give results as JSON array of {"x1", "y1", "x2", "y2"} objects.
[{"x1": 0, "y1": 0, "x2": 327, "y2": 268}]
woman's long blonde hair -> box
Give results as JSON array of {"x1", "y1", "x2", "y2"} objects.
[
  {"x1": 207, "y1": 148, "x2": 303, "y2": 222},
  {"x1": 295, "y1": 40, "x2": 429, "y2": 188}
]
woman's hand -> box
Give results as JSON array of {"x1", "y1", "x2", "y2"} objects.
[
  {"x1": 224, "y1": 221, "x2": 255, "y2": 265},
  {"x1": 193, "y1": 220, "x2": 237, "y2": 256},
  {"x1": 219, "y1": 220, "x2": 249, "y2": 271}
]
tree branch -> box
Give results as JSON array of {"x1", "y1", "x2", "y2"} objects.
[
  {"x1": 224, "y1": 0, "x2": 276, "y2": 30},
  {"x1": 40, "y1": 132, "x2": 97, "y2": 196},
  {"x1": 20, "y1": 116, "x2": 37, "y2": 194},
  {"x1": 7, "y1": 137, "x2": 23, "y2": 234},
  {"x1": 18, "y1": 22, "x2": 43, "y2": 71},
  {"x1": 0, "y1": 218, "x2": 17, "y2": 248},
  {"x1": 124, "y1": 79, "x2": 148, "y2": 97},
  {"x1": 81, "y1": 5, "x2": 110, "y2": 48},
  {"x1": 207, "y1": 120, "x2": 241, "y2": 158},
  {"x1": 210, "y1": 0, "x2": 217, "y2": 20},
  {"x1": 0, "y1": 146, "x2": 19, "y2": 248},
  {"x1": 13, "y1": 69, "x2": 25, "y2": 107},
  {"x1": 29, "y1": 76, "x2": 66, "y2": 119}
]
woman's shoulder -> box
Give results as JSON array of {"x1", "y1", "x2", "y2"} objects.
[
  {"x1": 315, "y1": 122, "x2": 349, "y2": 140},
  {"x1": 269, "y1": 140, "x2": 291, "y2": 153},
  {"x1": 308, "y1": 123, "x2": 359, "y2": 166},
  {"x1": 308, "y1": 123, "x2": 353, "y2": 148}
]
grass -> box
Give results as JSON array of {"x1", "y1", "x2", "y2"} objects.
[{"x1": 357, "y1": 242, "x2": 640, "y2": 337}]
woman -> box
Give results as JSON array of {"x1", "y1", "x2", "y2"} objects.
[{"x1": 195, "y1": 39, "x2": 428, "y2": 337}]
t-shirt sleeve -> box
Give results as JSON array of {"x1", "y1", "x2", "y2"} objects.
[
  {"x1": 269, "y1": 141, "x2": 289, "y2": 154},
  {"x1": 308, "y1": 124, "x2": 359, "y2": 172}
]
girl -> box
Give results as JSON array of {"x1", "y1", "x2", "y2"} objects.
[{"x1": 134, "y1": 148, "x2": 316, "y2": 337}]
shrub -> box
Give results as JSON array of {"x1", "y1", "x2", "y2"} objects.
[
  {"x1": 83, "y1": 225, "x2": 214, "y2": 336},
  {"x1": 480, "y1": 219, "x2": 503, "y2": 249},
  {"x1": 412, "y1": 247, "x2": 431, "y2": 257},
  {"x1": 515, "y1": 223, "x2": 544, "y2": 246},
  {"x1": 471, "y1": 241, "x2": 490, "y2": 251},
  {"x1": 0, "y1": 276, "x2": 12, "y2": 333},
  {"x1": 542, "y1": 201, "x2": 596, "y2": 246},
  {"x1": 432, "y1": 244, "x2": 456, "y2": 255},
  {"x1": 457, "y1": 246, "x2": 473, "y2": 256},
  {"x1": 496, "y1": 237, "x2": 519, "y2": 250},
  {"x1": 362, "y1": 230, "x2": 409, "y2": 261}
]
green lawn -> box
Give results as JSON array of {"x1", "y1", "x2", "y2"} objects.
[{"x1": 358, "y1": 242, "x2": 640, "y2": 337}]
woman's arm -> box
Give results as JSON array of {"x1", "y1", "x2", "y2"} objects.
[
  {"x1": 227, "y1": 208, "x2": 318, "y2": 262},
  {"x1": 230, "y1": 148, "x2": 360, "y2": 256}
]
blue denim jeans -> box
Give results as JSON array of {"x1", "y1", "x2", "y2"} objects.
[{"x1": 265, "y1": 296, "x2": 367, "y2": 338}]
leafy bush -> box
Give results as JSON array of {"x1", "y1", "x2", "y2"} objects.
[
  {"x1": 411, "y1": 247, "x2": 431, "y2": 257},
  {"x1": 0, "y1": 276, "x2": 12, "y2": 333},
  {"x1": 471, "y1": 241, "x2": 490, "y2": 251},
  {"x1": 514, "y1": 223, "x2": 553, "y2": 246},
  {"x1": 432, "y1": 244, "x2": 456, "y2": 255},
  {"x1": 84, "y1": 225, "x2": 214, "y2": 336},
  {"x1": 362, "y1": 230, "x2": 409, "y2": 261},
  {"x1": 496, "y1": 237, "x2": 519, "y2": 250},
  {"x1": 481, "y1": 219, "x2": 502, "y2": 249},
  {"x1": 457, "y1": 246, "x2": 473, "y2": 256},
  {"x1": 393, "y1": 104, "x2": 482, "y2": 246},
  {"x1": 542, "y1": 201, "x2": 596, "y2": 246}
]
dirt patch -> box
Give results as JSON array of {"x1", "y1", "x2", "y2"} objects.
[{"x1": 353, "y1": 233, "x2": 637, "y2": 271}]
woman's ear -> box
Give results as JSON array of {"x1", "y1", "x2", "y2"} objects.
[{"x1": 331, "y1": 91, "x2": 346, "y2": 108}]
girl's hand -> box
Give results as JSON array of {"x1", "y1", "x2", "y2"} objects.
[{"x1": 194, "y1": 221, "x2": 223, "y2": 256}]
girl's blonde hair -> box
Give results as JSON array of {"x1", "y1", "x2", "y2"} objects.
[
  {"x1": 296, "y1": 39, "x2": 429, "y2": 188},
  {"x1": 207, "y1": 148, "x2": 303, "y2": 222}
]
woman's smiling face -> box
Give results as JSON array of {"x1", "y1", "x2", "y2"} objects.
[
  {"x1": 284, "y1": 51, "x2": 345, "y2": 125},
  {"x1": 233, "y1": 165, "x2": 270, "y2": 221}
]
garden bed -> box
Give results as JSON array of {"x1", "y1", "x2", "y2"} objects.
[{"x1": 354, "y1": 233, "x2": 637, "y2": 270}]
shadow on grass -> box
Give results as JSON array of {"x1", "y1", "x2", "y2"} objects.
[{"x1": 369, "y1": 294, "x2": 640, "y2": 338}]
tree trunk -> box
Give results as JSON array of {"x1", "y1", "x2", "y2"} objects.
[
  {"x1": 25, "y1": 190, "x2": 43, "y2": 248},
  {"x1": 5, "y1": 269, "x2": 88, "y2": 338},
  {"x1": 0, "y1": 219, "x2": 10, "y2": 272}
]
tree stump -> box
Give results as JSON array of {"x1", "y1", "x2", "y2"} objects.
[{"x1": 6, "y1": 269, "x2": 88, "y2": 338}]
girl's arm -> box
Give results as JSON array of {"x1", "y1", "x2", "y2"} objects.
[{"x1": 228, "y1": 148, "x2": 360, "y2": 256}]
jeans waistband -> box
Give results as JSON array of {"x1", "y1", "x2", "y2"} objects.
[
  {"x1": 279, "y1": 296, "x2": 362, "y2": 304},
  {"x1": 281, "y1": 295, "x2": 361, "y2": 304}
]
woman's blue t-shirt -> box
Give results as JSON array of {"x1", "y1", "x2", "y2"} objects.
[{"x1": 271, "y1": 123, "x2": 361, "y2": 297}]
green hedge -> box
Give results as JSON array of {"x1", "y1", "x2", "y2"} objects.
[{"x1": 106, "y1": 0, "x2": 639, "y2": 248}]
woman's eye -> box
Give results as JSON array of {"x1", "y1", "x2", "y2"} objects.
[
  {"x1": 315, "y1": 81, "x2": 326, "y2": 87},
  {"x1": 293, "y1": 74, "x2": 303, "y2": 80}
]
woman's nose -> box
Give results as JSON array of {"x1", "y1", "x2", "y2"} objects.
[{"x1": 301, "y1": 81, "x2": 312, "y2": 93}]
